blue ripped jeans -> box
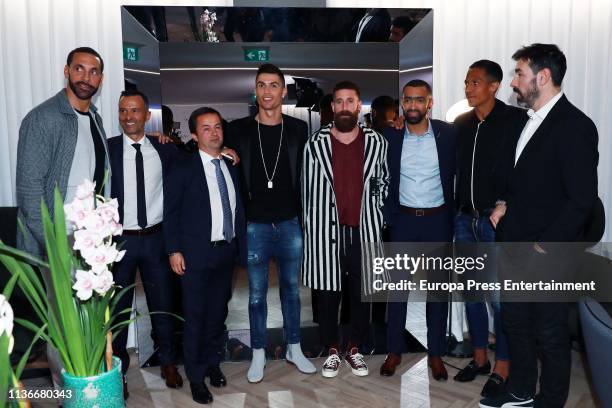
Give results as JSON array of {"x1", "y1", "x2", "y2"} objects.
[
  {"x1": 455, "y1": 212, "x2": 508, "y2": 360},
  {"x1": 247, "y1": 218, "x2": 302, "y2": 349}
]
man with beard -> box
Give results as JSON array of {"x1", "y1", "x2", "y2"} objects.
[
  {"x1": 17, "y1": 47, "x2": 109, "y2": 256},
  {"x1": 302, "y1": 81, "x2": 389, "y2": 378},
  {"x1": 224, "y1": 63, "x2": 315, "y2": 383},
  {"x1": 15, "y1": 46, "x2": 110, "y2": 390},
  {"x1": 379, "y1": 80, "x2": 456, "y2": 381},
  {"x1": 480, "y1": 44, "x2": 598, "y2": 408}
]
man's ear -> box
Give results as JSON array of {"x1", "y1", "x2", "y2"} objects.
[
  {"x1": 64, "y1": 65, "x2": 69, "y2": 79},
  {"x1": 191, "y1": 133, "x2": 198, "y2": 141},
  {"x1": 538, "y1": 68, "x2": 552, "y2": 87}
]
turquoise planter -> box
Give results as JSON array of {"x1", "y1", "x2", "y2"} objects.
[{"x1": 61, "y1": 356, "x2": 124, "y2": 408}]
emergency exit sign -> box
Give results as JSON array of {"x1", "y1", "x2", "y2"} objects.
[
  {"x1": 244, "y1": 48, "x2": 269, "y2": 62},
  {"x1": 123, "y1": 45, "x2": 139, "y2": 62}
]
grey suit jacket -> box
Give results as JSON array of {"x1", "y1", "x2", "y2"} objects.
[{"x1": 16, "y1": 89, "x2": 110, "y2": 257}]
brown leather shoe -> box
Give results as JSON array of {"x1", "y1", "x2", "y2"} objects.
[
  {"x1": 161, "y1": 364, "x2": 184, "y2": 388},
  {"x1": 380, "y1": 353, "x2": 402, "y2": 377},
  {"x1": 428, "y1": 356, "x2": 448, "y2": 381}
]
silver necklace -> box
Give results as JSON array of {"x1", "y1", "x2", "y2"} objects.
[{"x1": 257, "y1": 118, "x2": 283, "y2": 189}]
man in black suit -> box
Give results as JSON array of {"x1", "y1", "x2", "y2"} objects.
[
  {"x1": 108, "y1": 90, "x2": 183, "y2": 396},
  {"x1": 380, "y1": 80, "x2": 457, "y2": 381},
  {"x1": 480, "y1": 44, "x2": 599, "y2": 408},
  {"x1": 165, "y1": 107, "x2": 247, "y2": 404}
]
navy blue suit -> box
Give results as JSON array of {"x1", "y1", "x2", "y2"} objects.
[
  {"x1": 384, "y1": 120, "x2": 457, "y2": 357},
  {"x1": 164, "y1": 152, "x2": 246, "y2": 383},
  {"x1": 108, "y1": 135, "x2": 182, "y2": 373}
]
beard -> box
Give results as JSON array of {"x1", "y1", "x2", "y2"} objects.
[
  {"x1": 333, "y1": 110, "x2": 359, "y2": 132},
  {"x1": 513, "y1": 78, "x2": 539, "y2": 108},
  {"x1": 403, "y1": 109, "x2": 426, "y2": 125},
  {"x1": 68, "y1": 76, "x2": 98, "y2": 100}
]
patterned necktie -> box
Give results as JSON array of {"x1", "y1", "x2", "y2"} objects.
[
  {"x1": 132, "y1": 143, "x2": 147, "y2": 229},
  {"x1": 212, "y1": 159, "x2": 233, "y2": 242}
]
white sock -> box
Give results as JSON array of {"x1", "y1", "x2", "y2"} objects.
[
  {"x1": 247, "y1": 348, "x2": 266, "y2": 383},
  {"x1": 286, "y1": 343, "x2": 316, "y2": 374}
]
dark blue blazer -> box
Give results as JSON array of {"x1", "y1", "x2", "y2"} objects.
[
  {"x1": 108, "y1": 134, "x2": 181, "y2": 228},
  {"x1": 163, "y1": 152, "x2": 247, "y2": 268},
  {"x1": 383, "y1": 119, "x2": 457, "y2": 226}
]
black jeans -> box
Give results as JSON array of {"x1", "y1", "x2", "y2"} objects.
[
  {"x1": 315, "y1": 226, "x2": 369, "y2": 350},
  {"x1": 503, "y1": 301, "x2": 571, "y2": 407}
]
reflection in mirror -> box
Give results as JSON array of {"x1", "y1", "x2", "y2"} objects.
[{"x1": 120, "y1": 5, "x2": 433, "y2": 370}]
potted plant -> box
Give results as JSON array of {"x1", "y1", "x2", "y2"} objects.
[{"x1": 0, "y1": 180, "x2": 131, "y2": 407}]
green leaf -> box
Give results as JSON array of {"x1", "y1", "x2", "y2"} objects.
[
  {"x1": 14, "y1": 323, "x2": 48, "y2": 379},
  {"x1": 41, "y1": 199, "x2": 86, "y2": 376},
  {"x1": 1, "y1": 273, "x2": 20, "y2": 300}
]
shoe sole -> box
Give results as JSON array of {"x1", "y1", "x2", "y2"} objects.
[
  {"x1": 479, "y1": 401, "x2": 534, "y2": 408},
  {"x1": 321, "y1": 369, "x2": 339, "y2": 378},
  {"x1": 351, "y1": 368, "x2": 369, "y2": 376}
]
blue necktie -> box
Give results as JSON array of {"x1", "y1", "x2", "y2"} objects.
[{"x1": 212, "y1": 159, "x2": 233, "y2": 242}]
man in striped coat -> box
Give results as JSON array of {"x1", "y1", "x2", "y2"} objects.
[{"x1": 302, "y1": 81, "x2": 389, "y2": 378}]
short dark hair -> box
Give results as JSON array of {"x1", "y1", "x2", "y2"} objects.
[
  {"x1": 512, "y1": 43, "x2": 567, "y2": 87},
  {"x1": 188, "y1": 107, "x2": 222, "y2": 134},
  {"x1": 469, "y1": 59, "x2": 503, "y2": 83},
  {"x1": 402, "y1": 79, "x2": 432, "y2": 95},
  {"x1": 371, "y1": 95, "x2": 396, "y2": 114},
  {"x1": 333, "y1": 81, "x2": 360, "y2": 99},
  {"x1": 66, "y1": 47, "x2": 104, "y2": 73},
  {"x1": 391, "y1": 16, "x2": 414, "y2": 35},
  {"x1": 119, "y1": 89, "x2": 150, "y2": 110},
  {"x1": 256, "y1": 63, "x2": 285, "y2": 87}
]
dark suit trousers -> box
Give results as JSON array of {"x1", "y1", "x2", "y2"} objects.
[
  {"x1": 182, "y1": 243, "x2": 235, "y2": 383},
  {"x1": 387, "y1": 209, "x2": 452, "y2": 357},
  {"x1": 112, "y1": 230, "x2": 176, "y2": 374},
  {"x1": 503, "y1": 301, "x2": 571, "y2": 406},
  {"x1": 315, "y1": 225, "x2": 370, "y2": 350}
]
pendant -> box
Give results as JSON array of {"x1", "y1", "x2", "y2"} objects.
[{"x1": 267, "y1": 180, "x2": 273, "y2": 189}]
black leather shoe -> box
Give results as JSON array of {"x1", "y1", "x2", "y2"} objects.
[
  {"x1": 206, "y1": 365, "x2": 227, "y2": 387},
  {"x1": 481, "y1": 373, "x2": 507, "y2": 398},
  {"x1": 190, "y1": 382, "x2": 213, "y2": 404},
  {"x1": 454, "y1": 360, "x2": 491, "y2": 382}
]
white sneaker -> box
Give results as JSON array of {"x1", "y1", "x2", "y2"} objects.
[{"x1": 321, "y1": 348, "x2": 341, "y2": 378}]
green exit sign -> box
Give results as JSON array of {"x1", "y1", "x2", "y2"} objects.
[
  {"x1": 123, "y1": 45, "x2": 139, "y2": 62},
  {"x1": 244, "y1": 48, "x2": 269, "y2": 62}
]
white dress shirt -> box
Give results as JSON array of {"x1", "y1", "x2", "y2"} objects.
[
  {"x1": 514, "y1": 91, "x2": 564, "y2": 165},
  {"x1": 122, "y1": 134, "x2": 163, "y2": 229},
  {"x1": 198, "y1": 150, "x2": 237, "y2": 241}
]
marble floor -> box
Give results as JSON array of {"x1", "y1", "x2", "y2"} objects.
[{"x1": 123, "y1": 350, "x2": 598, "y2": 408}]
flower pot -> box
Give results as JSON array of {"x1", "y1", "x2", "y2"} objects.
[{"x1": 61, "y1": 356, "x2": 124, "y2": 407}]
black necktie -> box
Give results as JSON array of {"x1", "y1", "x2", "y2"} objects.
[{"x1": 132, "y1": 143, "x2": 147, "y2": 229}]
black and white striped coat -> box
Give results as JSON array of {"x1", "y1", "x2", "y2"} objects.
[{"x1": 301, "y1": 123, "x2": 389, "y2": 292}]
